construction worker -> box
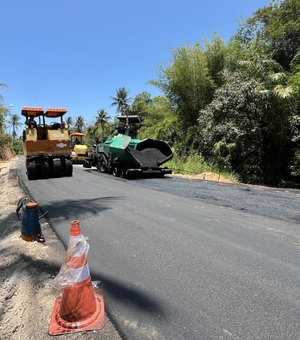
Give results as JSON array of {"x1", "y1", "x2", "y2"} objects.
[{"x1": 26, "y1": 116, "x2": 37, "y2": 128}]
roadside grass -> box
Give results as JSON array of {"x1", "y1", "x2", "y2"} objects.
[{"x1": 167, "y1": 153, "x2": 238, "y2": 183}]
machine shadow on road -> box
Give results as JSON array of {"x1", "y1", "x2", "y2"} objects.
[
  {"x1": 40, "y1": 196, "x2": 124, "y2": 221},
  {"x1": 82, "y1": 167, "x2": 173, "y2": 181},
  {"x1": 92, "y1": 271, "x2": 166, "y2": 318}
]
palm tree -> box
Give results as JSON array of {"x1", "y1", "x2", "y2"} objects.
[
  {"x1": 8, "y1": 114, "x2": 21, "y2": 140},
  {"x1": 86, "y1": 125, "x2": 99, "y2": 146},
  {"x1": 0, "y1": 105, "x2": 8, "y2": 132},
  {"x1": 66, "y1": 117, "x2": 73, "y2": 130},
  {"x1": 0, "y1": 82, "x2": 7, "y2": 102},
  {"x1": 95, "y1": 109, "x2": 111, "y2": 139},
  {"x1": 111, "y1": 87, "x2": 131, "y2": 115},
  {"x1": 111, "y1": 87, "x2": 132, "y2": 135},
  {"x1": 0, "y1": 105, "x2": 11, "y2": 134},
  {"x1": 74, "y1": 116, "x2": 85, "y2": 132},
  {"x1": 239, "y1": 55, "x2": 296, "y2": 98}
]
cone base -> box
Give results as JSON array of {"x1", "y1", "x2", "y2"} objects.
[{"x1": 48, "y1": 288, "x2": 105, "y2": 335}]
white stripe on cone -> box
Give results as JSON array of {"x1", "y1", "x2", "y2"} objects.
[{"x1": 64, "y1": 263, "x2": 91, "y2": 285}]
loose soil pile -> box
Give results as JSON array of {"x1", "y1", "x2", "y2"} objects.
[{"x1": 172, "y1": 171, "x2": 234, "y2": 183}]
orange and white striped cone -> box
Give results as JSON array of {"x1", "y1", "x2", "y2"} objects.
[{"x1": 48, "y1": 220, "x2": 105, "y2": 335}]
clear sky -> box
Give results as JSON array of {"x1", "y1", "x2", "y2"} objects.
[{"x1": 1, "y1": 0, "x2": 270, "y2": 128}]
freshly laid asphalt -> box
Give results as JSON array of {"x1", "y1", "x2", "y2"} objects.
[{"x1": 17, "y1": 159, "x2": 300, "y2": 340}]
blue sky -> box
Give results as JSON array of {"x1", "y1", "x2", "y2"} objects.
[{"x1": 1, "y1": 0, "x2": 270, "y2": 128}]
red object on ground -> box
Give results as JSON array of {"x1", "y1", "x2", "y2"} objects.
[{"x1": 48, "y1": 220, "x2": 105, "y2": 335}]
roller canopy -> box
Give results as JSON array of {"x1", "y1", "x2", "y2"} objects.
[
  {"x1": 21, "y1": 107, "x2": 44, "y2": 117},
  {"x1": 45, "y1": 108, "x2": 67, "y2": 118}
]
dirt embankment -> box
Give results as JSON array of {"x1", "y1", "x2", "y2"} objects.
[
  {"x1": 0, "y1": 159, "x2": 121, "y2": 340},
  {"x1": 172, "y1": 171, "x2": 234, "y2": 183}
]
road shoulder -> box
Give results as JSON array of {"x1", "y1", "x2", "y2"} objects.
[{"x1": 0, "y1": 159, "x2": 122, "y2": 339}]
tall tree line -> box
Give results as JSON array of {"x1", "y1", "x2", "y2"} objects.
[
  {"x1": 2, "y1": 0, "x2": 299, "y2": 186},
  {"x1": 138, "y1": 0, "x2": 300, "y2": 187}
]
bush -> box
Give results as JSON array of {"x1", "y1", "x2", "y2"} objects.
[{"x1": 168, "y1": 152, "x2": 210, "y2": 175}]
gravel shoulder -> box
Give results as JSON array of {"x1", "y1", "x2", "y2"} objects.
[{"x1": 0, "y1": 159, "x2": 122, "y2": 340}]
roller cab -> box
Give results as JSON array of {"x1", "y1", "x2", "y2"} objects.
[
  {"x1": 22, "y1": 107, "x2": 73, "y2": 180},
  {"x1": 70, "y1": 132, "x2": 88, "y2": 164}
]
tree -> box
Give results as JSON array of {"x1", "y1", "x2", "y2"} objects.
[
  {"x1": 0, "y1": 83, "x2": 22, "y2": 158},
  {"x1": 0, "y1": 83, "x2": 8, "y2": 134},
  {"x1": 151, "y1": 44, "x2": 215, "y2": 129},
  {"x1": 111, "y1": 87, "x2": 132, "y2": 135},
  {"x1": 111, "y1": 87, "x2": 131, "y2": 115},
  {"x1": 237, "y1": 0, "x2": 300, "y2": 70},
  {"x1": 0, "y1": 104, "x2": 10, "y2": 133},
  {"x1": 0, "y1": 82, "x2": 7, "y2": 102},
  {"x1": 203, "y1": 34, "x2": 227, "y2": 86},
  {"x1": 66, "y1": 117, "x2": 73, "y2": 129},
  {"x1": 289, "y1": 51, "x2": 300, "y2": 93},
  {"x1": 236, "y1": 51, "x2": 296, "y2": 97},
  {"x1": 130, "y1": 91, "x2": 152, "y2": 118},
  {"x1": 198, "y1": 71, "x2": 295, "y2": 185},
  {"x1": 85, "y1": 124, "x2": 99, "y2": 148},
  {"x1": 8, "y1": 114, "x2": 21, "y2": 140},
  {"x1": 138, "y1": 96, "x2": 177, "y2": 140},
  {"x1": 74, "y1": 116, "x2": 85, "y2": 132},
  {"x1": 95, "y1": 109, "x2": 111, "y2": 139}
]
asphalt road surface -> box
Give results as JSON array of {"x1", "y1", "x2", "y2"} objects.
[{"x1": 17, "y1": 159, "x2": 300, "y2": 340}]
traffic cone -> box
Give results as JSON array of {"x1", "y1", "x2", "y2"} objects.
[{"x1": 48, "y1": 220, "x2": 105, "y2": 335}]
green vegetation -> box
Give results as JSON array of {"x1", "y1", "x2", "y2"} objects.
[
  {"x1": 2, "y1": 0, "x2": 299, "y2": 187},
  {"x1": 141, "y1": 0, "x2": 300, "y2": 187},
  {"x1": 111, "y1": 87, "x2": 131, "y2": 115},
  {"x1": 0, "y1": 86, "x2": 23, "y2": 159},
  {"x1": 74, "y1": 115, "x2": 85, "y2": 132},
  {"x1": 167, "y1": 153, "x2": 210, "y2": 175}
]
